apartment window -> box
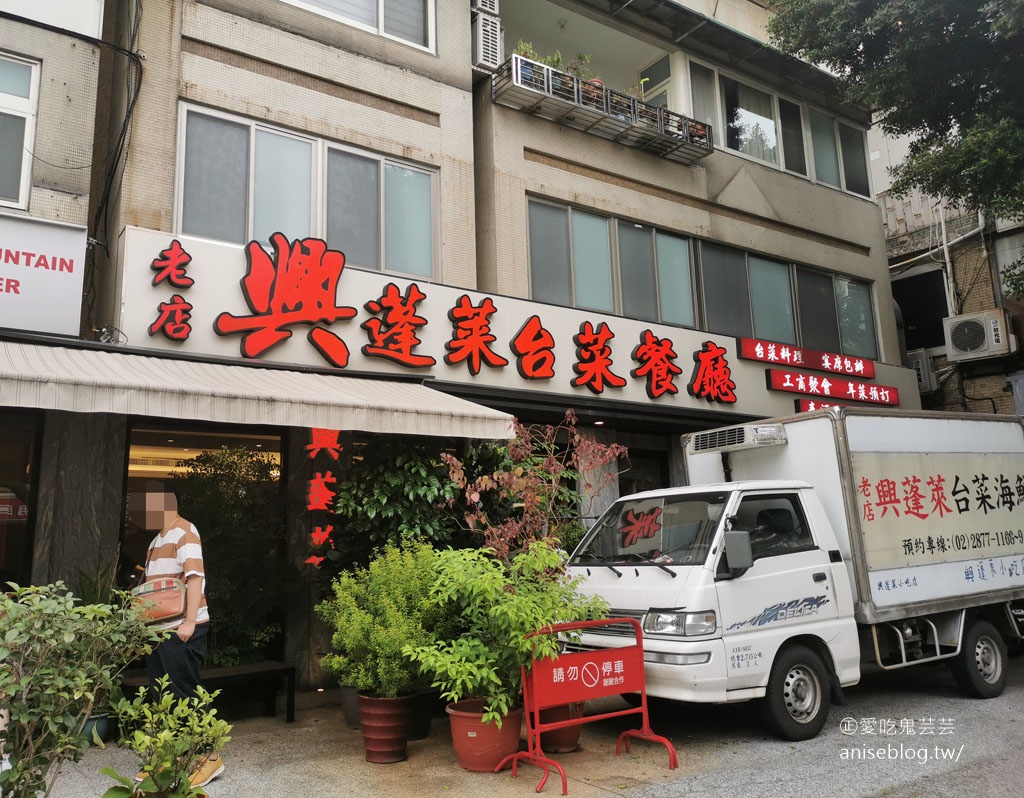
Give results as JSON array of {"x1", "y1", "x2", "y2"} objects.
[
  {"x1": 749, "y1": 255, "x2": 796, "y2": 343},
  {"x1": 834, "y1": 277, "x2": 877, "y2": 359},
  {"x1": 702, "y1": 243, "x2": 751, "y2": 337},
  {"x1": 702, "y1": 242, "x2": 875, "y2": 357},
  {"x1": 638, "y1": 55, "x2": 671, "y2": 106},
  {"x1": 778, "y1": 98, "x2": 807, "y2": 176},
  {"x1": 838, "y1": 123, "x2": 870, "y2": 197},
  {"x1": 809, "y1": 109, "x2": 841, "y2": 187},
  {"x1": 796, "y1": 267, "x2": 842, "y2": 353},
  {"x1": 179, "y1": 107, "x2": 436, "y2": 277},
  {"x1": 720, "y1": 76, "x2": 777, "y2": 164},
  {"x1": 689, "y1": 62, "x2": 716, "y2": 129},
  {"x1": 690, "y1": 59, "x2": 870, "y2": 196},
  {"x1": 284, "y1": 0, "x2": 433, "y2": 49},
  {"x1": 0, "y1": 54, "x2": 38, "y2": 208},
  {"x1": 527, "y1": 200, "x2": 693, "y2": 326}
]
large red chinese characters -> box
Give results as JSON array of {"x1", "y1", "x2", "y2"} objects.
[
  {"x1": 687, "y1": 341, "x2": 736, "y2": 404},
  {"x1": 215, "y1": 234, "x2": 357, "y2": 367}
]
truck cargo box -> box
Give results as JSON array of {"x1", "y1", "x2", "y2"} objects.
[{"x1": 683, "y1": 407, "x2": 1024, "y2": 624}]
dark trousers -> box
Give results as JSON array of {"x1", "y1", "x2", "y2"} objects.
[{"x1": 147, "y1": 622, "x2": 209, "y2": 700}]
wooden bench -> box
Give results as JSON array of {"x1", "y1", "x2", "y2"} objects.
[{"x1": 122, "y1": 660, "x2": 296, "y2": 723}]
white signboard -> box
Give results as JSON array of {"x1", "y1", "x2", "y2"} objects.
[
  {"x1": 116, "y1": 227, "x2": 918, "y2": 418},
  {"x1": 0, "y1": 0, "x2": 104, "y2": 39},
  {"x1": 0, "y1": 215, "x2": 87, "y2": 336},
  {"x1": 852, "y1": 451, "x2": 1024, "y2": 607}
]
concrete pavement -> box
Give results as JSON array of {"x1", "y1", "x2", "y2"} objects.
[{"x1": 48, "y1": 695, "x2": 685, "y2": 798}]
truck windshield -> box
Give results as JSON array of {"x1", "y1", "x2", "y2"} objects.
[{"x1": 571, "y1": 492, "x2": 727, "y2": 567}]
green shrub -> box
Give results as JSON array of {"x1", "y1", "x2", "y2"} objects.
[
  {"x1": 316, "y1": 541, "x2": 458, "y2": 698},
  {"x1": 0, "y1": 583, "x2": 162, "y2": 798},
  {"x1": 100, "y1": 676, "x2": 232, "y2": 798},
  {"x1": 403, "y1": 540, "x2": 608, "y2": 726}
]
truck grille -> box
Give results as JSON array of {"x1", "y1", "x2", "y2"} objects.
[
  {"x1": 689, "y1": 426, "x2": 746, "y2": 452},
  {"x1": 591, "y1": 610, "x2": 646, "y2": 636}
]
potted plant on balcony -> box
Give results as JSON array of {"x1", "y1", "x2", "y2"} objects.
[{"x1": 316, "y1": 541, "x2": 459, "y2": 763}]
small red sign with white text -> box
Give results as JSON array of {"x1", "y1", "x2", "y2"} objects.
[
  {"x1": 767, "y1": 368, "x2": 899, "y2": 406},
  {"x1": 739, "y1": 337, "x2": 876, "y2": 379}
]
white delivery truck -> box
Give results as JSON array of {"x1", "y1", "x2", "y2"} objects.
[{"x1": 568, "y1": 407, "x2": 1024, "y2": 740}]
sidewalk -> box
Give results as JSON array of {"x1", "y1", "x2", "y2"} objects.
[{"x1": 48, "y1": 696, "x2": 685, "y2": 798}]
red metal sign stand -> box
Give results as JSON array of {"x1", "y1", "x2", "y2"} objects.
[{"x1": 495, "y1": 617, "x2": 678, "y2": 794}]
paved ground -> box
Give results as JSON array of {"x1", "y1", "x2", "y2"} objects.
[{"x1": 49, "y1": 657, "x2": 1024, "y2": 798}]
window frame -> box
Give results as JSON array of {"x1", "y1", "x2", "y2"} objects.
[
  {"x1": 732, "y1": 494, "x2": 815, "y2": 563},
  {"x1": 0, "y1": 52, "x2": 40, "y2": 210},
  {"x1": 174, "y1": 103, "x2": 438, "y2": 279},
  {"x1": 696, "y1": 241, "x2": 877, "y2": 358},
  {"x1": 685, "y1": 56, "x2": 871, "y2": 198},
  {"x1": 526, "y1": 201, "x2": 878, "y2": 359},
  {"x1": 279, "y1": 0, "x2": 436, "y2": 53},
  {"x1": 525, "y1": 197, "x2": 695, "y2": 328}
]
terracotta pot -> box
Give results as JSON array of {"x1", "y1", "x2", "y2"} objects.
[
  {"x1": 445, "y1": 699, "x2": 523, "y2": 772},
  {"x1": 358, "y1": 693, "x2": 413, "y2": 764},
  {"x1": 539, "y1": 701, "x2": 586, "y2": 753}
]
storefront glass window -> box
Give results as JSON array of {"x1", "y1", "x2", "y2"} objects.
[
  {"x1": 0, "y1": 410, "x2": 36, "y2": 587},
  {"x1": 125, "y1": 427, "x2": 285, "y2": 665}
]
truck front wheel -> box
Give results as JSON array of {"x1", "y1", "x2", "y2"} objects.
[
  {"x1": 760, "y1": 645, "x2": 831, "y2": 741},
  {"x1": 951, "y1": 619, "x2": 1007, "y2": 698}
]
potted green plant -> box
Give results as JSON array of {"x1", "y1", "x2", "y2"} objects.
[
  {"x1": 404, "y1": 539, "x2": 608, "y2": 771},
  {"x1": 0, "y1": 582, "x2": 163, "y2": 798},
  {"x1": 316, "y1": 541, "x2": 459, "y2": 763},
  {"x1": 406, "y1": 410, "x2": 624, "y2": 769},
  {"x1": 99, "y1": 676, "x2": 232, "y2": 797}
]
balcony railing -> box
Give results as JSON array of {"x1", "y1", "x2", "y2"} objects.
[{"x1": 492, "y1": 54, "x2": 714, "y2": 165}]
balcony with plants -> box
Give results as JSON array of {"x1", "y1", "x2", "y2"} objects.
[
  {"x1": 492, "y1": 52, "x2": 711, "y2": 164},
  {"x1": 488, "y1": 3, "x2": 713, "y2": 165}
]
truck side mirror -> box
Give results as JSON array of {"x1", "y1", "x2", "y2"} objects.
[{"x1": 722, "y1": 530, "x2": 753, "y2": 576}]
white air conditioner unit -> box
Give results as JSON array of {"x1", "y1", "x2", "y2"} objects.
[
  {"x1": 472, "y1": 12, "x2": 502, "y2": 71},
  {"x1": 472, "y1": 0, "x2": 499, "y2": 14},
  {"x1": 907, "y1": 348, "x2": 938, "y2": 393},
  {"x1": 943, "y1": 309, "x2": 1019, "y2": 362}
]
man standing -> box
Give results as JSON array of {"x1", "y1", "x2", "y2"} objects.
[{"x1": 135, "y1": 481, "x2": 223, "y2": 788}]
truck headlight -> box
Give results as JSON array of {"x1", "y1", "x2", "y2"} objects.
[{"x1": 643, "y1": 610, "x2": 717, "y2": 636}]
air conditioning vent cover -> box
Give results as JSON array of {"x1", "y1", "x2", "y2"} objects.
[
  {"x1": 907, "y1": 348, "x2": 938, "y2": 393},
  {"x1": 472, "y1": 12, "x2": 502, "y2": 71},
  {"x1": 949, "y1": 319, "x2": 987, "y2": 352},
  {"x1": 472, "y1": 0, "x2": 499, "y2": 14},
  {"x1": 943, "y1": 309, "x2": 1018, "y2": 362}
]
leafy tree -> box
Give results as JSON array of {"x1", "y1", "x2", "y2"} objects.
[
  {"x1": 442, "y1": 409, "x2": 629, "y2": 562},
  {"x1": 767, "y1": 0, "x2": 1024, "y2": 220},
  {"x1": 320, "y1": 436, "x2": 485, "y2": 572}
]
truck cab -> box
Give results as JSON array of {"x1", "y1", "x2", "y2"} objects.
[{"x1": 568, "y1": 480, "x2": 859, "y2": 740}]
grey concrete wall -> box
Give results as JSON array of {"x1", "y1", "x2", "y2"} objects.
[{"x1": 109, "y1": 0, "x2": 480, "y2": 300}]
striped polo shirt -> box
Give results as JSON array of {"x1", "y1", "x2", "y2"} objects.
[{"x1": 145, "y1": 518, "x2": 209, "y2": 630}]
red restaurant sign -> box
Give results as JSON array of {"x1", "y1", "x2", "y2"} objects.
[
  {"x1": 768, "y1": 368, "x2": 900, "y2": 406},
  {"x1": 739, "y1": 337, "x2": 876, "y2": 379}
]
